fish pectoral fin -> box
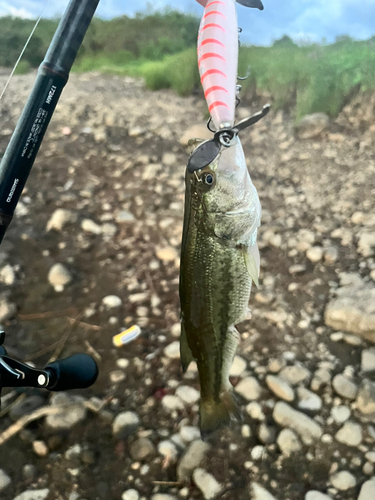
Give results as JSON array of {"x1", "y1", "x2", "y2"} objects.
[
  {"x1": 243, "y1": 244, "x2": 260, "y2": 287},
  {"x1": 237, "y1": 0, "x2": 264, "y2": 10},
  {"x1": 180, "y1": 321, "x2": 194, "y2": 373}
]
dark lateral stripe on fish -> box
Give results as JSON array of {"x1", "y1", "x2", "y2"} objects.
[
  {"x1": 209, "y1": 101, "x2": 230, "y2": 112},
  {"x1": 204, "y1": 85, "x2": 228, "y2": 98},
  {"x1": 198, "y1": 53, "x2": 226, "y2": 67},
  {"x1": 200, "y1": 23, "x2": 226, "y2": 33},
  {"x1": 203, "y1": 10, "x2": 226, "y2": 19},
  {"x1": 201, "y1": 68, "x2": 227, "y2": 82},
  {"x1": 199, "y1": 38, "x2": 225, "y2": 48}
]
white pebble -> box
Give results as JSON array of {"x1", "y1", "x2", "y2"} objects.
[
  {"x1": 48, "y1": 263, "x2": 72, "y2": 292},
  {"x1": 175, "y1": 386, "x2": 200, "y2": 405},
  {"x1": 330, "y1": 470, "x2": 356, "y2": 490},
  {"x1": 102, "y1": 295, "x2": 122, "y2": 308},
  {"x1": 122, "y1": 489, "x2": 139, "y2": 500},
  {"x1": 235, "y1": 377, "x2": 261, "y2": 401},
  {"x1": 81, "y1": 219, "x2": 102, "y2": 234},
  {"x1": 229, "y1": 356, "x2": 247, "y2": 377},
  {"x1": 164, "y1": 341, "x2": 180, "y2": 359}
]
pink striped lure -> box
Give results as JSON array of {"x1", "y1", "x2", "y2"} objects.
[{"x1": 196, "y1": 0, "x2": 263, "y2": 130}]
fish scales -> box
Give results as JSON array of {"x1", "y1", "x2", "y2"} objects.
[{"x1": 179, "y1": 137, "x2": 261, "y2": 436}]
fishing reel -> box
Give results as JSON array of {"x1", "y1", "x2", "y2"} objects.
[
  {"x1": 187, "y1": 104, "x2": 270, "y2": 173},
  {"x1": 0, "y1": 331, "x2": 98, "y2": 410}
]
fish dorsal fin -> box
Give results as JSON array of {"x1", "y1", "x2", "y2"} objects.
[{"x1": 243, "y1": 243, "x2": 260, "y2": 287}]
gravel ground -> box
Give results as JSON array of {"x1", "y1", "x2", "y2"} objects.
[{"x1": 0, "y1": 71, "x2": 374, "y2": 500}]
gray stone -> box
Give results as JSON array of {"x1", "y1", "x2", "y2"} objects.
[
  {"x1": 112, "y1": 411, "x2": 140, "y2": 438},
  {"x1": 116, "y1": 211, "x2": 135, "y2": 223},
  {"x1": 121, "y1": 490, "x2": 139, "y2": 500},
  {"x1": 356, "y1": 379, "x2": 375, "y2": 418},
  {"x1": 46, "y1": 393, "x2": 87, "y2": 430},
  {"x1": 179, "y1": 426, "x2": 200, "y2": 443},
  {"x1": 193, "y1": 468, "x2": 221, "y2": 500},
  {"x1": 273, "y1": 402, "x2": 323, "y2": 445},
  {"x1": 9, "y1": 395, "x2": 45, "y2": 421},
  {"x1": 177, "y1": 440, "x2": 210, "y2": 481},
  {"x1": 175, "y1": 385, "x2": 200, "y2": 405},
  {"x1": 46, "y1": 209, "x2": 76, "y2": 231},
  {"x1": 279, "y1": 365, "x2": 311, "y2": 385},
  {"x1": 130, "y1": 438, "x2": 155, "y2": 460},
  {"x1": 358, "y1": 478, "x2": 375, "y2": 500},
  {"x1": 65, "y1": 444, "x2": 82, "y2": 460},
  {"x1": 296, "y1": 113, "x2": 329, "y2": 139},
  {"x1": 0, "y1": 469, "x2": 11, "y2": 492},
  {"x1": 250, "y1": 483, "x2": 277, "y2": 500},
  {"x1": 332, "y1": 374, "x2": 357, "y2": 399},
  {"x1": 330, "y1": 470, "x2": 356, "y2": 490},
  {"x1": 234, "y1": 376, "x2": 261, "y2": 401},
  {"x1": 266, "y1": 375, "x2": 294, "y2": 402},
  {"x1": 48, "y1": 263, "x2": 72, "y2": 291},
  {"x1": 362, "y1": 349, "x2": 375, "y2": 372},
  {"x1": 325, "y1": 280, "x2": 375, "y2": 343},
  {"x1": 297, "y1": 387, "x2": 322, "y2": 411},
  {"x1": 305, "y1": 492, "x2": 332, "y2": 500},
  {"x1": 335, "y1": 421, "x2": 362, "y2": 446},
  {"x1": 13, "y1": 490, "x2": 50, "y2": 500},
  {"x1": 277, "y1": 429, "x2": 302, "y2": 456},
  {"x1": 331, "y1": 405, "x2": 350, "y2": 424}
]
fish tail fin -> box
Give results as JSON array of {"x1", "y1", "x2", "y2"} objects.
[{"x1": 200, "y1": 390, "x2": 241, "y2": 439}]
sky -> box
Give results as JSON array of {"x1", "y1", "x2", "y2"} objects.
[{"x1": 0, "y1": 0, "x2": 374, "y2": 45}]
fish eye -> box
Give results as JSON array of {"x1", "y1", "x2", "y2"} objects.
[{"x1": 203, "y1": 173, "x2": 214, "y2": 186}]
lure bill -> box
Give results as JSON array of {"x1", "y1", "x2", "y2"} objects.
[
  {"x1": 179, "y1": 136, "x2": 261, "y2": 436},
  {"x1": 113, "y1": 325, "x2": 141, "y2": 347}
]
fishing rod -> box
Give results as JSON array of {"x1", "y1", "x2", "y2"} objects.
[{"x1": 0, "y1": 0, "x2": 101, "y2": 402}]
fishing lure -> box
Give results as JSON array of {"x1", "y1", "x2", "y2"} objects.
[{"x1": 196, "y1": 0, "x2": 263, "y2": 130}]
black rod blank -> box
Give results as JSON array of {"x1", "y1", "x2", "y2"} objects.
[{"x1": 0, "y1": 0, "x2": 100, "y2": 242}]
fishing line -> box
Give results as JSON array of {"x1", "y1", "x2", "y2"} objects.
[{"x1": 0, "y1": 0, "x2": 52, "y2": 102}]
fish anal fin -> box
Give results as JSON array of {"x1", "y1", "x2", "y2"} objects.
[
  {"x1": 243, "y1": 244, "x2": 260, "y2": 287},
  {"x1": 180, "y1": 321, "x2": 194, "y2": 373}
]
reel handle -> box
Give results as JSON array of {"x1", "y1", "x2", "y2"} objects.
[{"x1": 46, "y1": 353, "x2": 98, "y2": 391}]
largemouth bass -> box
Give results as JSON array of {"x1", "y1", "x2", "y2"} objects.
[{"x1": 179, "y1": 135, "x2": 261, "y2": 436}]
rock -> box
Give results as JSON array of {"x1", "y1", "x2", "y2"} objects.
[
  {"x1": 162, "y1": 152, "x2": 177, "y2": 165},
  {"x1": 273, "y1": 402, "x2": 323, "y2": 445},
  {"x1": 258, "y1": 423, "x2": 276, "y2": 444},
  {"x1": 193, "y1": 468, "x2": 221, "y2": 500},
  {"x1": 46, "y1": 393, "x2": 87, "y2": 430},
  {"x1": 48, "y1": 263, "x2": 72, "y2": 292},
  {"x1": 279, "y1": 365, "x2": 311, "y2": 385},
  {"x1": 13, "y1": 490, "x2": 50, "y2": 500},
  {"x1": 330, "y1": 470, "x2": 356, "y2": 490},
  {"x1": 164, "y1": 341, "x2": 180, "y2": 359},
  {"x1": 180, "y1": 124, "x2": 212, "y2": 147},
  {"x1": 102, "y1": 295, "x2": 122, "y2": 308},
  {"x1": 332, "y1": 374, "x2": 357, "y2": 399},
  {"x1": 324, "y1": 246, "x2": 338, "y2": 264},
  {"x1": 9, "y1": 395, "x2": 45, "y2": 420},
  {"x1": 151, "y1": 495, "x2": 177, "y2": 500},
  {"x1": 358, "y1": 232, "x2": 375, "y2": 257},
  {"x1": 22, "y1": 464, "x2": 36, "y2": 481},
  {"x1": 156, "y1": 246, "x2": 178, "y2": 262},
  {"x1": 251, "y1": 445, "x2": 265, "y2": 460},
  {"x1": 358, "y1": 478, "x2": 375, "y2": 500},
  {"x1": 46, "y1": 209, "x2": 76, "y2": 231},
  {"x1": 234, "y1": 376, "x2": 261, "y2": 401},
  {"x1": 175, "y1": 385, "x2": 200, "y2": 405},
  {"x1": 331, "y1": 405, "x2": 350, "y2": 424},
  {"x1": 122, "y1": 489, "x2": 140, "y2": 500},
  {"x1": 81, "y1": 219, "x2": 102, "y2": 234},
  {"x1": 177, "y1": 439, "x2": 210, "y2": 481},
  {"x1": 109, "y1": 370, "x2": 126, "y2": 383},
  {"x1": 306, "y1": 247, "x2": 324, "y2": 263},
  {"x1": 362, "y1": 349, "x2": 375, "y2": 372},
  {"x1": 112, "y1": 411, "x2": 140, "y2": 438},
  {"x1": 277, "y1": 429, "x2": 302, "y2": 456},
  {"x1": 335, "y1": 421, "x2": 362, "y2": 446},
  {"x1": 0, "y1": 298, "x2": 16, "y2": 322},
  {"x1": 250, "y1": 483, "x2": 277, "y2": 500},
  {"x1": 229, "y1": 355, "x2": 247, "y2": 376},
  {"x1": 130, "y1": 438, "x2": 155, "y2": 460},
  {"x1": 0, "y1": 469, "x2": 11, "y2": 492},
  {"x1": 246, "y1": 401, "x2": 265, "y2": 420},
  {"x1": 305, "y1": 492, "x2": 332, "y2": 500},
  {"x1": 356, "y1": 379, "x2": 375, "y2": 418},
  {"x1": 157, "y1": 440, "x2": 178, "y2": 461},
  {"x1": 266, "y1": 375, "x2": 294, "y2": 402},
  {"x1": 295, "y1": 113, "x2": 329, "y2": 139},
  {"x1": 179, "y1": 426, "x2": 200, "y2": 443},
  {"x1": 297, "y1": 387, "x2": 322, "y2": 411},
  {"x1": 325, "y1": 279, "x2": 375, "y2": 343},
  {"x1": 65, "y1": 444, "x2": 82, "y2": 460},
  {"x1": 32, "y1": 440, "x2": 48, "y2": 457},
  {"x1": 0, "y1": 264, "x2": 15, "y2": 285},
  {"x1": 116, "y1": 210, "x2": 135, "y2": 223},
  {"x1": 162, "y1": 395, "x2": 184, "y2": 411}
]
